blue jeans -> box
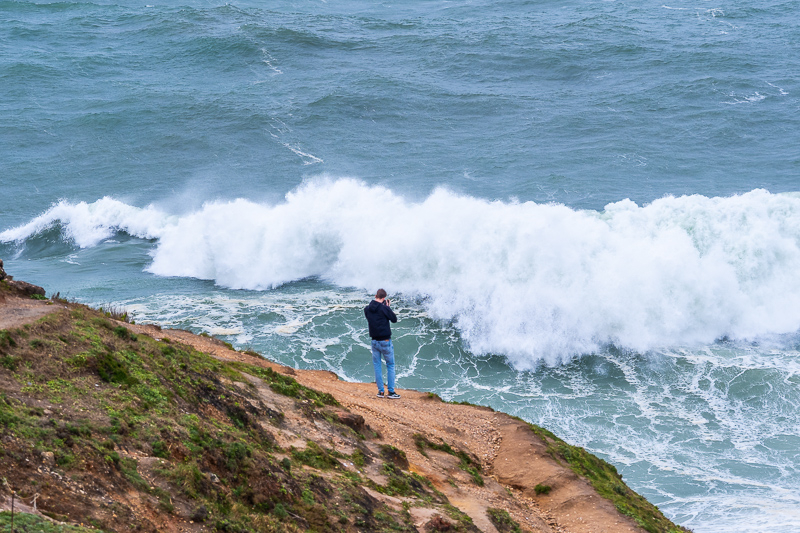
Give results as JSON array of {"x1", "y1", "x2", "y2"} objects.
[{"x1": 371, "y1": 339, "x2": 396, "y2": 394}]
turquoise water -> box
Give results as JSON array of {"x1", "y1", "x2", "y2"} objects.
[{"x1": 2, "y1": 1, "x2": 800, "y2": 531}]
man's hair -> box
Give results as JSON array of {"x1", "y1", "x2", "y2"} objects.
[{"x1": 376, "y1": 289, "x2": 387, "y2": 299}]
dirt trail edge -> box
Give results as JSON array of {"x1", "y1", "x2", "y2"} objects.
[{"x1": 0, "y1": 292, "x2": 62, "y2": 330}]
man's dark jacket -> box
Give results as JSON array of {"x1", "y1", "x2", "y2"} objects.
[{"x1": 364, "y1": 300, "x2": 397, "y2": 340}]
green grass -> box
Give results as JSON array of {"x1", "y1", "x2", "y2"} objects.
[
  {"x1": 291, "y1": 442, "x2": 342, "y2": 470},
  {"x1": 526, "y1": 423, "x2": 688, "y2": 533},
  {"x1": 92, "y1": 351, "x2": 140, "y2": 386},
  {"x1": 0, "y1": 511, "x2": 98, "y2": 532},
  {"x1": 379, "y1": 444, "x2": 408, "y2": 469},
  {"x1": 441, "y1": 504, "x2": 476, "y2": 529},
  {"x1": 0, "y1": 355, "x2": 18, "y2": 371},
  {"x1": 486, "y1": 508, "x2": 522, "y2": 533},
  {"x1": 375, "y1": 462, "x2": 440, "y2": 502},
  {"x1": 231, "y1": 363, "x2": 338, "y2": 407},
  {"x1": 412, "y1": 434, "x2": 484, "y2": 486},
  {"x1": 351, "y1": 448, "x2": 367, "y2": 467},
  {"x1": 0, "y1": 394, "x2": 21, "y2": 428},
  {"x1": 0, "y1": 330, "x2": 16, "y2": 349}
]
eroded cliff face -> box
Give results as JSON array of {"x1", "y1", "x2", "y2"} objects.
[{"x1": 0, "y1": 276, "x2": 687, "y2": 533}]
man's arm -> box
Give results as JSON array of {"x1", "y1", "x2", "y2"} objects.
[{"x1": 384, "y1": 305, "x2": 397, "y2": 323}]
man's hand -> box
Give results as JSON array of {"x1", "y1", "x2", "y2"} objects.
[{"x1": 384, "y1": 299, "x2": 391, "y2": 306}]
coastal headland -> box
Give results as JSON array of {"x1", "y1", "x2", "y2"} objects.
[{"x1": 0, "y1": 270, "x2": 688, "y2": 533}]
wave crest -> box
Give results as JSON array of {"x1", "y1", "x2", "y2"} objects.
[
  {"x1": 0, "y1": 197, "x2": 167, "y2": 248},
  {"x1": 3, "y1": 180, "x2": 800, "y2": 365}
]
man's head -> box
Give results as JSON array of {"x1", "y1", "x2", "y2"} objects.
[{"x1": 376, "y1": 289, "x2": 387, "y2": 300}]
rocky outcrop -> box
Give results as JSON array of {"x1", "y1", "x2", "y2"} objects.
[
  {"x1": 0, "y1": 259, "x2": 46, "y2": 297},
  {"x1": 7, "y1": 279, "x2": 46, "y2": 297}
]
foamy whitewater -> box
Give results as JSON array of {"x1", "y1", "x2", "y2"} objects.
[
  {"x1": 3, "y1": 0, "x2": 800, "y2": 530},
  {"x1": 4, "y1": 181, "x2": 800, "y2": 366},
  {"x1": 4, "y1": 183, "x2": 800, "y2": 533}
]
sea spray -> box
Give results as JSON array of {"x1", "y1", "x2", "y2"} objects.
[{"x1": 3, "y1": 179, "x2": 800, "y2": 365}]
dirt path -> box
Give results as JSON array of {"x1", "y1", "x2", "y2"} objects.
[{"x1": 0, "y1": 293, "x2": 64, "y2": 330}]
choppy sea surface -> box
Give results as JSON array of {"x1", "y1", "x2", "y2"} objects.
[{"x1": 2, "y1": 1, "x2": 800, "y2": 531}]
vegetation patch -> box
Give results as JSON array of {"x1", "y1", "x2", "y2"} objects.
[
  {"x1": 113, "y1": 325, "x2": 135, "y2": 340},
  {"x1": 231, "y1": 363, "x2": 338, "y2": 407},
  {"x1": 351, "y1": 448, "x2": 367, "y2": 467},
  {"x1": 151, "y1": 440, "x2": 169, "y2": 459},
  {"x1": 439, "y1": 504, "x2": 480, "y2": 532},
  {"x1": 0, "y1": 511, "x2": 97, "y2": 532},
  {"x1": 97, "y1": 305, "x2": 132, "y2": 323},
  {"x1": 90, "y1": 351, "x2": 140, "y2": 386},
  {"x1": 375, "y1": 462, "x2": 442, "y2": 503},
  {"x1": 0, "y1": 355, "x2": 19, "y2": 371},
  {"x1": 380, "y1": 444, "x2": 409, "y2": 469},
  {"x1": 413, "y1": 434, "x2": 484, "y2": 486},
  {"x1": 0, "y1": 394, "x2": 21, "y2": 429},
  {"x1": 486, "y1": 508, "x2": 522, "y2": 533},
  {"x1": 291, "y1": 442, "x2": 341, "y2": 470},
  {"x1": 0, "y1": 330, "x2": 16, "y2": 349},
  {"x1": 526, "y1": 423, "x2": 689, "y2": 533}
]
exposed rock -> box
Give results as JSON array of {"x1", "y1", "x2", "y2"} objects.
[
  {"x1": 7, "y1": 279, "x2": 46, "y2": 297},
  {"x1": 0, "y1": 258, "x2": 5, "y2": 280},
  {"x1": 380, "y1": 444, "x2": 410, "y2": 470},
  {"x1": 191, "y1": 505, "x2": 209, "y2": 522},
  {"x1": 425, "y1": 514, "x2": 454, "y2": 532},
  {"x1": 42, "y1": 451, "x2": 55, "y2": 467},
  {"x1": 331, "y1": 409, "x2": 366, "y2": 432}
]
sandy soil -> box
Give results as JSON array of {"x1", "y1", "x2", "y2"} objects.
[{"x1": 0, "y1": 293, "x2": 65, "y2": 330}]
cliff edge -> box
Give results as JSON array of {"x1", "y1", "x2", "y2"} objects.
[{"x1": 0, "y1": 274, "x2": 689, "y2": 533}]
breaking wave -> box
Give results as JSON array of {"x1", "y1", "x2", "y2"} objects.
[{"x1": 3, "y1": 179, "x2": 800, "y2": 365}]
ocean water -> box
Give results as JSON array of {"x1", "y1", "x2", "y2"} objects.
[{"x1": 2, "y1": 1, "x2": 800, "y2": 531}]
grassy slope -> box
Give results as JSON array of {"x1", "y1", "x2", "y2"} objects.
[
  {"x1": 0, "y1": 282, "x2": 686, "y2": 533},
  {"x1": 0, "y1": 295, "x2": 476, "y2": 532}
]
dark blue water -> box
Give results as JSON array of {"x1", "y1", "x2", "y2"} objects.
[{"x1": 3, "y1": 1, "x2": 800, "y2": 531}]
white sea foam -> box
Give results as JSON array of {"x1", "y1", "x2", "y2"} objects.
[
  {"x1": 724, "y1": 92, "x2": 767, "y2": 105},
  {"x1": 3, "y1": 180, "x2": 800, "y2": 365},
  {"x1": 0, "y1": 197, "x2": 168, "y2": 248},
  {"x1": 281, "y1": 142, "x2": 324, "y2": 165}
]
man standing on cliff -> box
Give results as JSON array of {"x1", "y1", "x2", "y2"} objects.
[{"x1": 364, "y1": 289, "x2": 400, "y2": 399}]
